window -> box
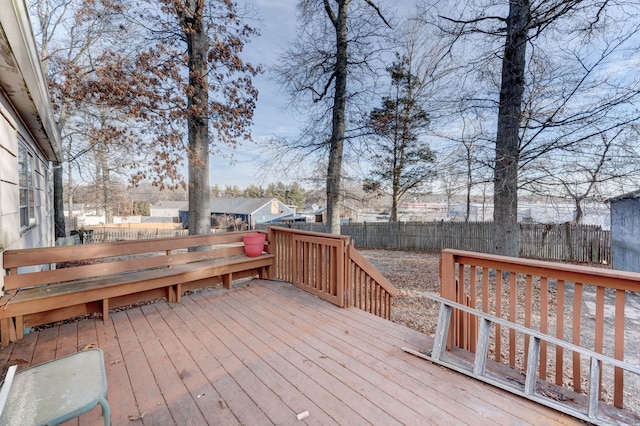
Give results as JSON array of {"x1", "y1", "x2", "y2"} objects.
[{"x1": 19, "y1": 144, "x2": 36, "y2": 228}]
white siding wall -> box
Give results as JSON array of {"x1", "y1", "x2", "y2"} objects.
[{"x1": 0, "y1": 92, "x2": 54, "y2": 253}]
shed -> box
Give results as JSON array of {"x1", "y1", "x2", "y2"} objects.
[
  {"x1": 149, "y1": 201, "x2": 187, "y2": 219},
  {"x1": 608, "y1": 189, "x2": 640, "y2": 273},
  {"x1": 179, "y1": 198, "x2": 295, "y2": 230}
]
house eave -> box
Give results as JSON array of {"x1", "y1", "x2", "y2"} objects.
[{"x1": 0, "y1": 0, "x2": 62, "y2": 162}]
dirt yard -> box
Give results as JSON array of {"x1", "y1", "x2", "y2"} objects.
[{"x1": 359, "y1": 249, "x2": 441, "y2": 335}]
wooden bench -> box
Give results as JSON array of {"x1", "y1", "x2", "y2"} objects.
[{"x1": 0, "y1": 231, "x2": 273, "y2": 345}]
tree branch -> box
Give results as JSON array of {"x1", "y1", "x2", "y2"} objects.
[{"x1": 363, "y1": 0, "x2": 392, "y2": 29}]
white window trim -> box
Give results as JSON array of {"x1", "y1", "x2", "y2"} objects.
[{"x1": 19, "y1": 142, "x2": 37, "y2": 230}]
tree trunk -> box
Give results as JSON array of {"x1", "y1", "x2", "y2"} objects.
[
  {"x1": 66, "y1": 149, "x2": 73, "y2": 229},
  {"x1": 493, "y1": 0, "x2": 529, "y2": 256},
  {"x1": 390, "y1": 193, "x2": 398, "y2": 222},
  {"x1": 325, "y1": 0, "x2": 349, "y2": 235},
  {"x1": 98, "y1": 142, "x2": 113, "y2": 224},
  {"x1": 181, "y1": 6, "x2": 210, "y2": 236},
  {"x1": 53, "y1": 161, "x2": 66, "y2": 238},
  {"x1": 574, "y1": 198, "x2": 583, "y2": 224}
]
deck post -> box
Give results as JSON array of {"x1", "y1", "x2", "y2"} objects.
[{"x1": 440, "y1": 251, "x2": 456, "y2": 350}]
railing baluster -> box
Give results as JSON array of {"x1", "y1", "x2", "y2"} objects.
[
  {"x1": 573, "y1": 282, "x2": 583, "y2": 393},
  {"x1": 594, "y1": 285, "x2": 605, "y2": 397},
  {"x1": 495, "y1": 270, "x2": 502, "y2": 363},
  {"x1": 614, "y1": 289, "x2": 625, "y2": 408},
  {"x1": 457, "y1": 263, "x2": 466, "y2": 349},
  {"x1": 482, "y1": 267, "x2": 489, "y2": 314},
  {"x1": 524, "y1": 275, "x2": 533, "y2": 370},
  {"x1": 470, "y1": 266, "x2": 477, "y2": 353},
  {"x1": 556, "y1": 279, "x2": 565, "y2": 386},
  {"x1": 540, "y1": 277, "x2": 548, "y2": 378},
  {"x1": 509, "y1": 272, "x2": 517, "y2": 367}
]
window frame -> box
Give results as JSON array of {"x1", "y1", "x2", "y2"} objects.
[{"x1": 18, "y1": 142, "x2": 36, "y2": 230}]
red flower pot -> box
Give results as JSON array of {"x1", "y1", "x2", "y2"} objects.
[{"x1": 242, "y1": 233, "x2": 266, "y2": 257}]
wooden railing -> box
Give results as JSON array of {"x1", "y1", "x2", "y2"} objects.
[
  {"x1": 268, "y1": 227, "x2": 397, "y2": 319},
  {"x1": 440, "y1": 249, "x2": 640, "y2": 412},
  {"x1": 346, "y1": 246, "x2": 396, "y2": 320}
]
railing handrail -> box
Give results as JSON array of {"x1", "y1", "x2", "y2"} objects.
[
  {"x1": 268, "y1": 226, "x2": 351, "y2": 243},
  {"x1": 347, "y1": 246, "x2": 398, "y2": 297},
  {"x1": 443, "y1": 248, "x2": 640, "y2": 291}
]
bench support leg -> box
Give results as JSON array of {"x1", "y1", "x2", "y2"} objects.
[
  {"x1": 0, "y1": 317, "x2": 21, "y2": 345},
  {"x1": 102, "y1": 299, "x2": 109, "y2": 322},
  {"x1": 223, "y1": 273, "x2": 233, "y2": 290},
  {"x1": 169, "y1": 284, "x2": 182, "y2": 303},
  {"x1": 263, "y1": 264, "x2": 273, "y2": 279},
  {"x1": 1, "y1": 318, "x2": 11, "y2": 347},
  {"x1": 258, "y1": 266, "x2": 267, "y2": 279},
  {"x1": 15, "y1": 316, "x2": 24, "y2": 341}
]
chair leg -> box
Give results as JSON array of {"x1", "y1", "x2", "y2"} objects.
[{"x1": 98, "y1": 396, "x2": 111, "y2": 426}]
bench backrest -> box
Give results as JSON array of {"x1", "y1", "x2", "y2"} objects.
[{"x1": 3, "y1": 231, "x2": 267, "y2": 291}]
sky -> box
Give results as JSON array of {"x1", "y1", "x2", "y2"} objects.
[
  {"x1": 211, "y1": 1, "x2": 415, "y2": 190},
  {"x1": 210, "y1": 1, "x2": 301, "y2": 189}
]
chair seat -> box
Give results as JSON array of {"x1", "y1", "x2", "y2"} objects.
[{"x1": 0, "y1": 348, "x2": 110, "y2": 425}]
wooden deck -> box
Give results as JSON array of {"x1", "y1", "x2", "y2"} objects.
[{"x1": 0, "y1": 279, "x2": 582, "y2": 425}]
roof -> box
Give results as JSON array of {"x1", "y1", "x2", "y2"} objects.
[
  {"x1": 209, "y1": 198, "x2": 282, "y2": 215},
  {"x1": 150, "y1": 201, "x2": 188, "y2": 210},
  {"x1": 607, "y1": 189, "x2": 640, "y2": 203},
  {"x1": 0, "y1": 0, "x2": 62, "y2": 161}
]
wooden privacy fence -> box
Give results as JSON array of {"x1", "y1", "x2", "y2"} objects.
[
  {"x1": 440, "y1": 249, "x2": 640, "y2": 413},
  {"x1": 267, "y1": 227, "x2": 397, "y2": 319},
  {"x1": 267, "y1": 222, "x2": 611, "y2": 264}
]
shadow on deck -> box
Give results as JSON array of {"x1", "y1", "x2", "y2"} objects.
[{"x1": 0, "y1": 279, "x2": 581, "y2": 425}]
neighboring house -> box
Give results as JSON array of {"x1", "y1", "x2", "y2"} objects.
[
  {"x1": 608, "y1": 189, "x2": 640, "y2": 273},
  {"x1": 63, "y1": 203, "x2": 84, "y2": 218},
  {"x1": 149, "y1": 201, "x2": 188, "y2": 219},
  {"x1": 179, "y1": 198, "x2": 295, "y2": 230},
  {"x1": 0, "y1": 0, "x2": 62, "y2": 270}
]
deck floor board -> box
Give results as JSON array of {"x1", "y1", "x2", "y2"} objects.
[{"x1": 0, "y1": 280, "x2": 584, "y2": 425}]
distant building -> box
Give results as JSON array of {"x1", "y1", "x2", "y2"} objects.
[
  {"x1": 149, "y1": 201, "x2": 188, "y2": 219},
  {"x1": 179, "y1": 198, "x2": 295, "y2": 230},
  {"x1": 608, "y1": 190, "x2": 640, "y2": 273},
  {"x1": 0, "y1": 1, "x2": 62, "y2": 262}
]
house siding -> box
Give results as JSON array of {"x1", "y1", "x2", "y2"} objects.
[
  {"x1": 1, "y1": 0, "x2": 61, "y2": 290},
  {"x1": 0, "y1": 91, "x2": 55, "y2": 253}
]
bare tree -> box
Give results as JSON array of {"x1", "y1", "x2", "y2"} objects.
[
  {"x1": 434, "y1": 0, "x2": 640, "y2": 255},
  {"x1": 119, "y1": 0, "x2": 261, "y2": 235},
  {"x1": 30, "y1": 0, "x2": 140, "y2": 228},
  {"x1": 31, "y1": 0, "x2": 260, "y2": 235},
  {"x1": 526, "y1": 129, "x2": 640, "y2": 223},
  {"x1": 275, "y1": 0, "x2": 392, "y2": 234}
]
